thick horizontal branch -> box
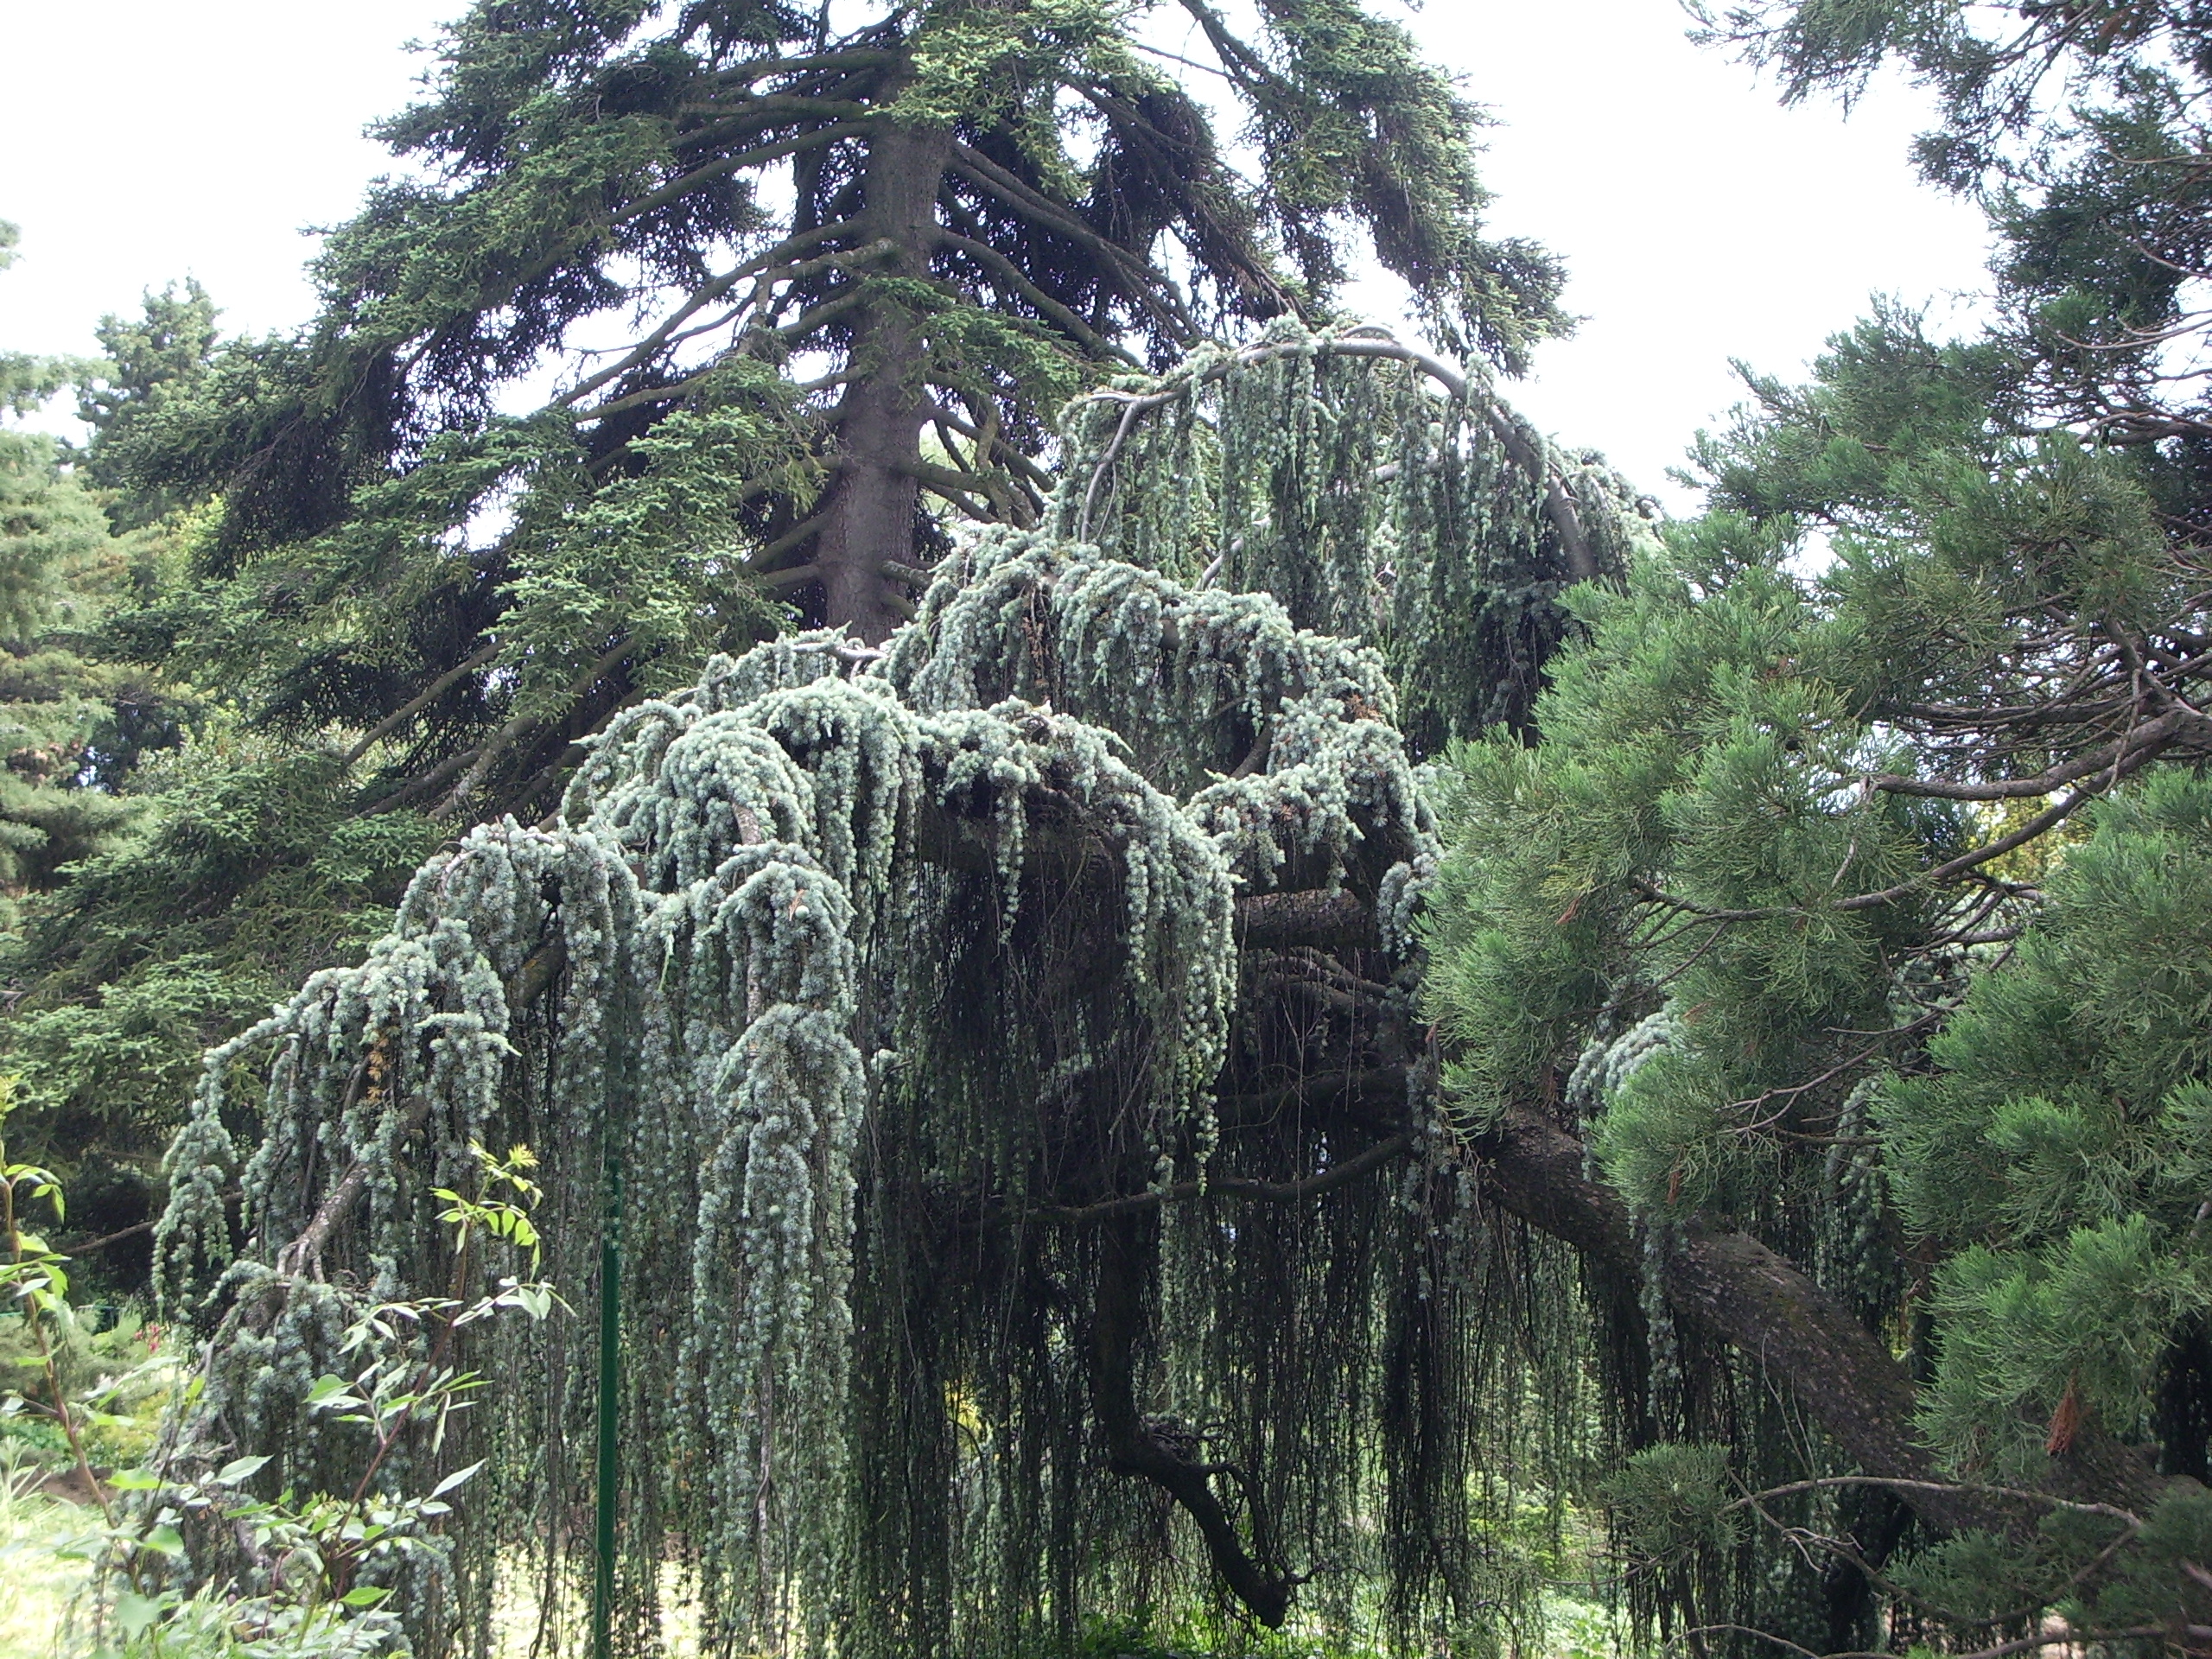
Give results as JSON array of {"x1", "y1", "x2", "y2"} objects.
[
  {"x1": 912, "y1": 799, "x2": 1382, "y2": 950},
  {"x1": 947, "y1": 143, "x2": 1198, "y2": 344},
  {"x1": 755, "y1": 560, "x2": 822, "y2": 594},
  {"x1": 615, "y1": 120, "x2": 872, "y2": 231},
  {"x1": 556, "y1": 225, "x2": 857, "y2": 410},
  {"x1": 1468, "y1": 1103, "x2": 2171, "y2": 1535},
  {"x1": 697, "y1": 47, "x2": 901, "y2": 89},
  {"x1": 1236, "y1": 888, "x2": 1373, "y2": 950},
  {"x1": 1626, "y1": 716, "x2": 2183, "y2": 925},
  {"x1": 929, "y1": 402, "x2": 1055, "y2": 491},
  {"x1": 1866, "y1": 704, "x2": 2195, "y2": 800}
]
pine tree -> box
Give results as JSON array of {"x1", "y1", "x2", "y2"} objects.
[{"x1": 1413, "y1": 3, "x2": 2212, "y2": 1649}]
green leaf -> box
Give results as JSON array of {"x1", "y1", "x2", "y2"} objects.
[
  {"x1": 429, "y1": 1459, "x2": 485, "y2": 1498},
  {"x1": 106, "y1": 1468, "x2": 162, "y2": 1491},
  {"x1": 213, "y1": 1454, "x2": 270, "y2": 1486},
  {"x1": 304, "y1": 1374, "x2": 359, "y2": 1409},
  {"x1": 340, "y1": 1586, "x2": 391, "y2": 1608},
  {"x1": 140, "y1": 1523, "x2": 185, "y2": 1560},
  {"x1": 111, "y1": 1590, "x2": 165, "y2": 1641}
]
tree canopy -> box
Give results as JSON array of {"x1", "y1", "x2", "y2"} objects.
[
  {"x1": 39, "y1": 2, "x2": 2212, "y2": 1656},
  {"x1": 148, "y1": 318, "x2": 1648, "y2": 1656},
  {"x1": 0, "y1": 0, "x2": 1579, "y2": 1236}
]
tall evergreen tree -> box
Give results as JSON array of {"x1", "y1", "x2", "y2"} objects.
[
  {"x1": 151, "y1": 323, "x2": 1649, "y2": 1656},
  {"x1": 101, "y1": 0, "x2": 1567, "y2": 824},
  {"x1": 0, "y1": 226, "x2": 187, "y2": 1274},
  {"x1": 7, "y1": 0, "x2": 1586, "y2": 1255},
  {"x1": 0, "y1": 224, "x2": 147, "y2": 918}
]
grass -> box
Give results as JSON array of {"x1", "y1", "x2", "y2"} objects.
[{"x1": 0, "y1": 1455, "x2": 99, "y2": 1659}]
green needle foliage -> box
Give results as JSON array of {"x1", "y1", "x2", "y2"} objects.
[
  {"x1": 1413, "y1": 3, "x2": 2212, "y2": 1649},
  {"x1": 0, "y1": 224, "x2": 147, "y2": 910},
  {"x1": 92, "y1": 0, "x2": 1567, "y2": 819},
  {"x1": 1421, "y1": 468, "x2": 2212, "y2": 1652},
  {"x1": 105, "y1": 1, "x2": 2212, "y2": 1649}
]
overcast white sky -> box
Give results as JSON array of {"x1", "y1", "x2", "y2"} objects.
[{"x1": 0, "y1": 0, "x2": 1993, "y2": 512}]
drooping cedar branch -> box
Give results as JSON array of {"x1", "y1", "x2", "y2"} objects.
[
  {"x1": 1068, "y1": 331, "x2": 1594, "y2": 581},
  {"x1": 149, "y1": 110, "x2": 1621, "y2": 1639}
]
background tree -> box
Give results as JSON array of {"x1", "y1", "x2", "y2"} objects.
[
  {"x1": 0, "y1": 274, "x2": 418, "y2": 1271},
  {"x1": 0, "y1": 222, "x2": 143, "y2": 898},
  {"x1": 75, "y1": 276, "x2": 218, "y2": 531},
  {"x1": 0, "y1": 226, "x2": 198, "y2": 1287}
]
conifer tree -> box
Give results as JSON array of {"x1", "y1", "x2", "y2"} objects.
[
  {"x1": 9, "y1": 0, "x2": 1586, "y2": 1265},
  {"x1": 0, "y1": 225, "x2": 146, "y2": 919},
  {"x1": 151, "y1": 318, "x2": 1650, "y2": 1658},
  {"x1": 103, "y1": 0, "x2": 1568, "y2": 824},
  {"x1": 1415, "y1": 3, "x2": 2212, "y2": 1649},
  {"x1": 107, "y1": 5, "x2": 1653, "y2": 1657},
  {"x1": 126, "y1": 3, "x2": 2212, "y2": 1652}
]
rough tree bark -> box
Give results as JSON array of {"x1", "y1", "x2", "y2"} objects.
[{"x1": 811, "y1": 117, "x2": 953, "y2": 643}]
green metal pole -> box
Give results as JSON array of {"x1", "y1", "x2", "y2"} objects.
[{"x1": 592, "y1": 1189, "x2": 620, "y2": 1659}]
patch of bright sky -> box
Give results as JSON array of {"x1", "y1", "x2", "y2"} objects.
[{"x1": 0, "y1": 0, "x2": 1994, "y2": 513}]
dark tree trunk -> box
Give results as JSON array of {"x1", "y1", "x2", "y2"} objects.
[
  {"x1": 813, "y1": 117, "x2": 951, "y2": 643},
  {"x1": 1088, "y1": 1215, "x2": 1296, "y2": 1627}
]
